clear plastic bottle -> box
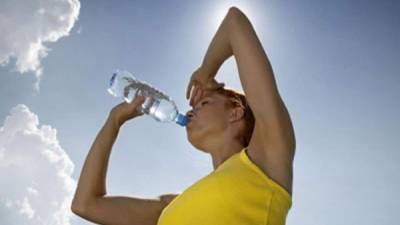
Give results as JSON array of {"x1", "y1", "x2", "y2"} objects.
[{"x1": 107, "y1": 70, "x2": 189, "y2": 127}]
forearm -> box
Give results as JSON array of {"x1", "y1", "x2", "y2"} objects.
[
  {"x1": 200, "y1": 8, "x2": 236, "y2": 77},
  {"x1": 72, "y1": 114, "x2": 120, "y2": 207}
]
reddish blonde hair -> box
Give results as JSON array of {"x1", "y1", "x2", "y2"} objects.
[{"x1": 213, "y1": 87, "x2": 255, "y2": 147}]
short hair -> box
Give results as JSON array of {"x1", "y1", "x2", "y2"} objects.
[{"x1": 213, "y1": 87, "x2": 255, "y2": 147}]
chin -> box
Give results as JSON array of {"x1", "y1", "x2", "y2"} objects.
[{"x1": 186, "y1": 130, "x2": 208, "y2": 153}]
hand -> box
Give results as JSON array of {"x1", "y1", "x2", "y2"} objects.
[
  {"x1": 109, "y1": 95, "x2": 146, "y2": 127},
  {"x1": 186, "y1": 67, "x2": 225, "y2": 107}
]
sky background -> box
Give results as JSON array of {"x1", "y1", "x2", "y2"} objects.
[{"x1": 0, "y1": 0, "x2": 399, "y2": 225}]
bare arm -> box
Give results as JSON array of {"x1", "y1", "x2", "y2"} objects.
[
  {"x1": 71, "y1": 96, "x2": 178, "y2": 225},
  {"x1": 196, "y1": 7, "x2": 295, "y2": 194},
  {"x1": 200, "y1": 6, "x2": 295, "y2": 151},
  {"x1": 71, "y1": 114, "x2": 119, "y2": 208}
]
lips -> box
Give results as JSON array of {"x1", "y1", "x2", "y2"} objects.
[
  {"x1": 185, "y1": 111, "x2": 197, "y2": 128},
  {"x1": 186, "y1": 113, "x2": 196, "y2": 121},
  {"x1": 186, "y1": 116, "x2": 195, "y2": 128}
]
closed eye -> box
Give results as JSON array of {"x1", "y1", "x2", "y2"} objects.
[{"x1": 193, "y1": 99, "x2": 210, "y2": 110}]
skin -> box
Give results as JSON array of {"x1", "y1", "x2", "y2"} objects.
[
  {"x1": 185, "y1": 90, "x2": 247, "y2": 170},
  {"x1": 186, "y1": 7, "x2": 296, "y2": 196},
  {"x1": 71, "y1": 6, "x2": 295, "y2": 225}
]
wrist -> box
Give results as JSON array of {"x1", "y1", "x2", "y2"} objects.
[
  {"x1": 107, "y1": 112, "x2": 122, "y2": 129},
  {"x1": 199, "y1": 64, "x2": 218, "y2": 79}
]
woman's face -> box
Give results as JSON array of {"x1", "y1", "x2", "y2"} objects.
[{"x1": 185, "y1": 91, "x2": 231, "y2": 150}]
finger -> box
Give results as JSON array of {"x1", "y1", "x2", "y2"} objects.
[
  {"x1": 186, "y1": 80, "x2": 194, "y2": 100},
  {"x1": 193, "y1": 88, "x2": 203, "y2": 106},
  {"x1": 192, "y1": 86, "x2": 203, "y2": 106},
  {"x1": 197, "y1": 88, "x2": 204, "y2": 104},
  {"x1": 189, "y1": 88, "x2": 198, "y2": 106},
  {"x1": 186, "y1": 81, "x2": 190, "y2": 99},
  {"x1": 189, "y1": 82, "x2": 197, "y2": 100},
  {"x1": 132, "y1": 96, "x2": 145, "y2": 115},
  {"x1": 137, "y1": 95, "x2": 145, "y2": 104},
  {"x1": 189, "y1": 88, "x2": 195, "y2": 106},
  {"x1": 131, "y1": 94, "x2": 145, "y2": 106},
  {"x1": 189, "y1": 84, "x2": 199, "y2": 106}
]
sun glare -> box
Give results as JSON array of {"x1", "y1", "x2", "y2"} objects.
[
  {"x1": 210, "y1": 1, "x2": 259, "y2": 30},
  {"x1": 203, "y1": 1, "x2": 261, "y2": 93}
]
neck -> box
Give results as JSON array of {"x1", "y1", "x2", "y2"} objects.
[{"x1": 209, "y1": 139, "x2": 244, "y2": 170}]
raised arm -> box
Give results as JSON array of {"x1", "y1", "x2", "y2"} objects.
[
  {"x1": 71, "y1": 96, "x2": 177, "y2": 225},
  {"x1": 190, "y1": 7, "x2": 296, "y2": 194},
  {"x1": 229, "y1": 7, "x2": 294, "y2": 149}
]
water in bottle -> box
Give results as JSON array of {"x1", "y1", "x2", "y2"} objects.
[{"x1": 107, "y1": 70, "x2": 189, "y2": 127}]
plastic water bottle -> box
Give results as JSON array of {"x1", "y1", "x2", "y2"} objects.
[{"x1": 107, "y1": 70, "x2": 189, "y2": 127}]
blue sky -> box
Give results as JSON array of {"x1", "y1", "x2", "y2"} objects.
[{"x1": 0, "y1": 0, "x2": 399, "y2": 224}]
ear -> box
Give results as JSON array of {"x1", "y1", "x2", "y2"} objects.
[{"x1": 229, "y1": 106, "x2": 245, "y2": 123}]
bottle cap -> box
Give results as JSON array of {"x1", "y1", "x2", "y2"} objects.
[{"x1": 175, "y1": 113, "x2": 189, "y2": 127}]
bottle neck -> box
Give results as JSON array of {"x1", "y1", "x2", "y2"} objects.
[{"x1": 175, "y1": 113, "x2": 188, "y2": 127}]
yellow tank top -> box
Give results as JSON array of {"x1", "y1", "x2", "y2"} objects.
[{"x1": 157, "y1": 147, "x2": 292, "y2": 225}]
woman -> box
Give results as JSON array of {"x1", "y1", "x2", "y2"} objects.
[{"x1": 71, "y1": 6, "x2": 295, "y2": 225}]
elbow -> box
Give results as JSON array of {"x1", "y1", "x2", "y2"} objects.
[
  {"x1": 228, "y1": 6, "x2": 245, "y2": 19},
  {"x1": 71, "y1": 198, "x2": 94, "y2": 216},
  {"x1": 71, "y1": 202, "x2": 86, "y2": 216},
  {"x1": 71, "y1": 194, "x2": 84, "y2": 215},
  {"x1": 228, "y1": 6, "x2": 241, "y2": 14},
  {"x1": 226, "y1": 6, "x2": 248, "y2": 27}
]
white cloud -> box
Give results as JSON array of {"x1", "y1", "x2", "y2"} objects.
[
  {"x1": 0, "y1": 0, "x2": 81, "y2": 92},
  {"x1": 0, "y1": 104, "x2": 76, "y2": 225}
]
